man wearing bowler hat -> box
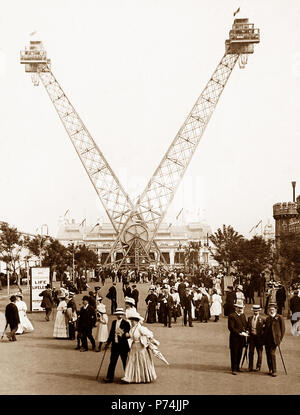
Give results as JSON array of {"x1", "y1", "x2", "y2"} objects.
[
  {"x1": 263, "y1": 303, "x2": 285, "y2": 377},
  {"x1": 5, "y1": 296, "x2": 20, "y2": 341},
  {"x1": 247, "y1": 305, "x2": 265, "y2": 371},
  {"x1": 103, "y1": 308, "x2": 131, "y2": 383},
  {"x1": 228, "y1": 300, "x2": 248, "y2": 375}
]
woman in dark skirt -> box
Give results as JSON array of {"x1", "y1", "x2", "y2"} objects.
[
  {"x1": 145, "y1": 288, "x2": 158, "y2": 324},
  {"x1": 199, "y1": 288, "x2": 210, "y2": 323}
]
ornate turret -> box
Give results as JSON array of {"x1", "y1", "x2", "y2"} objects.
[{"x1": 273, "y1": 201, "x2": 300, "y2": 239}]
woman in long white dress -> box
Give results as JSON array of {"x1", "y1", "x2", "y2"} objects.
[
  {"x1": 210, "y1": 289, "x2": 222, "y2": 322},
  {"x1": 53, "y1": 296, "x2": 69, "y2": 338},
  {"x1": 95, "y1": 300, "x2": 108, "y2": 352},
  {"x1": 15, "y1": 293, "x2": 34, "y2": 334},
  {"x1": 122, "y1": 310, "x2": 158, "y2": 383}
]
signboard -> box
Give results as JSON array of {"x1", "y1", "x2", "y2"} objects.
[{"x1": 30, "y1": 267, "x2": 50, "y2": 312}]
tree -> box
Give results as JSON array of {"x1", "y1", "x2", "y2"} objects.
[
  {"x1": 25, "y1": 234, "x2": 51, "y2": 265},
  {"x1": 235, "y1": 236, "x2": 273, "y2": 277},
  {"x1": 0, "y1": 222, "x2": 24, "y2": 288},
  {"x1": 184, "y1": 241, "x2": 201, "y2": 274},
  {"x1": 209, "y1": 224, "x2": 244, "y2": 273},
  {"x1": 277, "y1": 233, "x2": 300, "y2": 284},
  {"x1": 75, "y1": 244, "x2": 98, "y2": 276}
]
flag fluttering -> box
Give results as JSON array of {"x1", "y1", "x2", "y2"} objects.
[{"x1": 233, "y1": 7, "x2": 240, "y2": 17}]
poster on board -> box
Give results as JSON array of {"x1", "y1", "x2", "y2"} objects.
[{"x1": 30, "y1": 267, "x2": 50, "y2": 312}]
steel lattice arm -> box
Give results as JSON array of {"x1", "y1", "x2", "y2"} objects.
[
  {"x1": 135, "y1": 53, "x2": 239, "y2": 239},
  {"x1": 38, "y1": 70, "x2": 134, "y2": 234}
]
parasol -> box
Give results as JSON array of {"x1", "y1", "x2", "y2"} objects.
[{"x1": 148, "y1": 342, "x2": 169, "y2": 365}]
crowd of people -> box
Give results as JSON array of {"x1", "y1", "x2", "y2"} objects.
[{"x1": 3, "y1": 265, "x2": 300, "y2": 384}]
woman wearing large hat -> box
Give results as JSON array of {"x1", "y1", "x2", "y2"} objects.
[
  {"x1": 95, "y1": 301, "x2": 108, "y2": 352},
  {"x1": 53, "y1": 295, "x2": 69, "y2": 339},
  {"x1": 15, "y1": 293, "x2": 34, "y2": 334},
  {"x1": 121, "y1": 310, "x2": 158, "y2": 383}
]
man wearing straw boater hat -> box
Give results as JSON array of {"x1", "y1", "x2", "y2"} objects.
[
  {"x1": 103, "y1": 308, "x2": 131, "y2": 383},
  {"x1": 228, "y1": 299, "x2": 248, "y2": 375},
  {"x1": 263, "y1": 302, "x2": 285, "y2": 377},
  {"x1": 247, "y1": 304, "x2": 265, "y2": 372}
]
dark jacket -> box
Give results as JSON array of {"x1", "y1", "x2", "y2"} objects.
[
  {"x1": 263, "y1": 314, "x2": 285, "y2": 346},
  {"x1": 289, "y1": 295, "x2": 300, "y2": 314},
  {"x1": 276, "y1": 287, "x2": 286, "y2": 305},
  {"x1": 131, "y1": 288, "x2": 139, "y2": 305},
  {"x1": 228, "y1": 312, "x2": 247, "y2": 347},
  {"x1": 181, "y1": 293, "x2": 193, "y2": 310},
  {"x1": 160, "y1": 294, "x2": 174, "y2": 310},
  {"x1": 88, "y1": 295, "x2": 97, "y2": 310},
  {"x1": 224, "y1": 291, "x2": 236, "y2": 316},
  {"x1": 77, "y1": 305, "x2": 96, "y2": 331},
  {"x1": 39, "y1": 289, "x2": 54, "y2": 308},
  {"x1": 106, "y1": 318, "x2": 131, "y2": 351},
  {"x1": 123, "y1": 286, "x2": 132, "y2": 298},
  {"x1": 5, "y1": 302, "x2": 20, "y2": 328},
  {"x1": 247, "y1": 315, "x2": 265, "y2": 344},
  {"x1": 106, "y1": 286, "x2": 117, "y2": 301}
]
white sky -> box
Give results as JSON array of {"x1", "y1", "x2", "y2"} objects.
[{"x1": 0, "y1": 0, "x2": 300, "y2": 238}]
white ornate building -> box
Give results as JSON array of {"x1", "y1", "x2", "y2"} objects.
[{"x1": 56, "y1": 217, "x2": 213, "y2": 266}]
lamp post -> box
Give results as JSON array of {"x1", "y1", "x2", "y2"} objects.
[{"x1": 292, "y1": 181, "x2": 296, "y2": 202}]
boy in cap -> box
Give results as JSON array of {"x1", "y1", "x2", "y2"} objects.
[
  {"x1": 263, "y1": 303, "x2": 285, "y2": 377},
  {"x1": 103, "y1": 308, "x2": 131, "y2": 383},
  {"x1": 228, "y1": 300, "x2": 248, "y2": 375},
  {"x1": 247, "y1": 305, "x2": 265, "y2": 371}
]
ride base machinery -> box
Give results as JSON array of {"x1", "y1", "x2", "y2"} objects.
[{"x1": 20, "y1": 17, "x2": 260, "y2": 271}]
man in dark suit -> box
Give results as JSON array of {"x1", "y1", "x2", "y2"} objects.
[
  {"x1": 177, "y1": 279, "x2": 187, "y2": 304},
  {"x1": 123, "y1": 282, "x2": 132, "y2": 299},
  {"x1": 39, "y1": 284, "x2": 55, "y2": 321},
  {"x1": 290, "y1": 290, "x2": 300, "y2": 325},
  {"x1": 275, "y1": 284, "x2": 286, "y2": 315},
  {"x1": 131, "y1": 285, "x2": 139, "y2": 310},
  {"x1": 263, "y1": 303, "x2": 285, "y2": 377},
  {"x1": 103, "y1": 308, "x2": 131, "y2": 383},
  {"x1": 247, "y1": 304, "x2": 265, "y2": 371},
  {"x1": 160, "y1": 288, "x2": 174, "y2": 328},
  {"x1": 106, "y1": 283, "x2": 117, "y2": 314},
  {"x1": 181, "y1": 287, "x2": 193, "y2": 327},
  {"x1": 228, "y1": 301, "x2": 248, "y2": 375},
  {"x1": 224, "y1": 286, "x2": 236, "y2": 317},
  {"x1": 66, "y1": 293, "x2": 77, "y2": 340},
  {"x1": 5, "y1": 296, "x2": 20, "y2": 341},
  {"x1": 77, "y1": 296, "x2": 96, "y2": 352}
]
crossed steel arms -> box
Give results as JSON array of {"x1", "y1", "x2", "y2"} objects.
[{"x1": 20, "y1": 18, "x2": 259, "y2": 269}]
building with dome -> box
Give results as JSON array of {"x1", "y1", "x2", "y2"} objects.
[{"x1": 56, "y1": 214, "x2": 213, "y2": 267}]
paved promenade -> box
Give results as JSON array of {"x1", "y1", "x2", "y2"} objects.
[{"x1": 0, "y1": 281, "x2": 299, "y2": 395}]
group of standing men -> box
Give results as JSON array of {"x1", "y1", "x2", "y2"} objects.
[{"x1": 228, "y1": 301, "x2": 285, "y2": 377}]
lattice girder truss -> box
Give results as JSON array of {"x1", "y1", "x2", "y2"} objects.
[
  {"x1": 38, "y1": 70, "x2": 134, "y2": 236},
  {"x1": 21, "y1": 18, "x2": 259, "y2": 270}
]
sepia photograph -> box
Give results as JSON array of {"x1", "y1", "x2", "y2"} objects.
[{"x1": 0, "y1": 0, "x2": 300, "y2": 406}]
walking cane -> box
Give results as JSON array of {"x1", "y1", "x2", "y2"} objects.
[
  {"x1": 96, "y1": 347, "x2": 108, "y2": 381},
  {"x1": 241, "y1": 337, "x2": 248, "y2": 368},
  {"x1": 1, "y1": 323, "x2": 8, "y2": 340},
  {"x1": 278, "y1": 345, "x2": 288, "y2": 375}
]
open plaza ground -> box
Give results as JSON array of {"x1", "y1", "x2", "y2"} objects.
[{"x1": 0, "y1": 280, "x2": 300, "y2": 396}]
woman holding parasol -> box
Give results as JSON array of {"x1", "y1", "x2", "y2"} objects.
[{"x1": 121, "y1": 310, "x2": 168, "y2": 383}]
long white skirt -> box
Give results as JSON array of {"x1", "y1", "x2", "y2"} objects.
[
  {"x1": 53, "y1": 310, "x2": 69, "y2": 338},
  {"x1": 122, "y1": 342, "x2": 157, "y2": 383},
  {"x1": 95, "y1": 315, "x2": 108, "y2": 343},
  {"x1": 16, "y1": 313, "x2": 34, "y2": 334}
]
